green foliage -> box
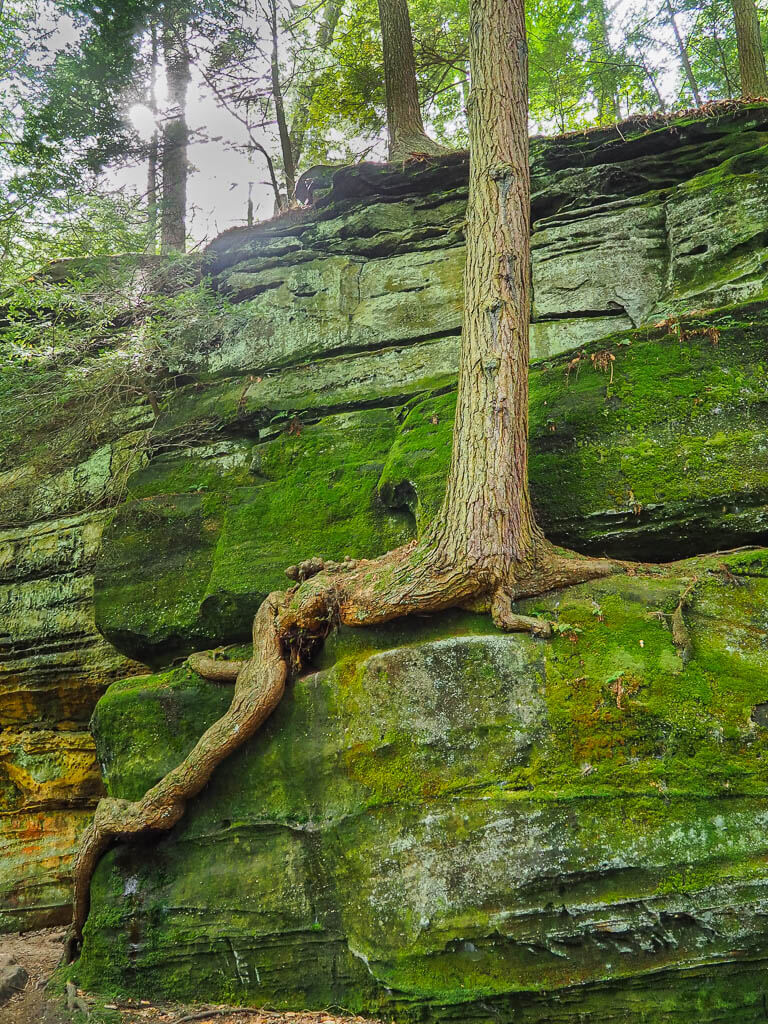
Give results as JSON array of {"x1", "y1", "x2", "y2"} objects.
[{"x1": 0, "y1": 249, "x2": 220, "y2": 482}]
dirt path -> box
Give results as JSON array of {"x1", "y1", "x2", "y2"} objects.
[
  {"x1": 0, "y1": 928, "x2": 70, "y2": 1024},
  {"x1": 0, "y1": 929, "x2": 386, "y2": 1024}
]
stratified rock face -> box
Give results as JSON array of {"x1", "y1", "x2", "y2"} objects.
[
  {"x1": 3, "y1": 106, "x2": 768, "y2": 947},
  {"x1": 96, "y1": 302, "x2": 768, "y2": 662},
  {"x1": 201, "y1": 106, "x2": 768, "y2": 372},
  {"x1": 76, "y1": 550, "x2": 768, "y2": 1021},
  {"x1": 0, "y1": 424, "x2": 145, "y2": 930}
]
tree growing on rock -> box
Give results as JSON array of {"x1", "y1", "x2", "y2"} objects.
[
  {"x1": 731, "y1": 0, "x2": 768, "y2": 96},
  {"x1": 377, "y1": 0, "x2": 445, "y2": 159},
  {"x1": 160, "y1": 1, "x2": 191, "y2": 252},
  {"x1": 68, "y1": 0, "x2": 617, "y2": 950}
]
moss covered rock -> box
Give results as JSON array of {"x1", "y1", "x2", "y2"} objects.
[
  {"x1": 201, "y1": 105, "x2": 768, "y2": 375},
  {"x1": 76, "y1": 548, "x2": 768, "y2": 1021},
  {"x1": 96, "y1": 303, "x2": 768, "y2": 663}
]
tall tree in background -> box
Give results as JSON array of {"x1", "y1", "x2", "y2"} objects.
[
  {"x1": 586, "y1": 0, "x2": 621, "y2": 123},
  {"x1": 288, "y1": 0, "x2": 342, "y2": 170},
  {"x1": 377, "y1": 0, "x2": 444, "y2": 159},
  {"x1": 160, "y1": 2, "x2": 191, "y2": 252},
  {"x1": 267, "y1": 0, "x2": 296, "y2": 201},
  {"x1": 146, "y1": 22, "x2": 160, "y2": 253},
  {"x1": 731, "y1": 0, "x2": 768, "y2": 94},
  {"x1": 664, "y1": 0, "x2": 704, "y2": 103},
  {"x1": 69, "y1": 0, "x2": 614, "y2": 948}
]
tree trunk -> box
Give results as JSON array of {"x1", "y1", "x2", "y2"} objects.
[
  {"x1": 269, "y1": 0, "x2": 296, "y2": 204},
  {"x1": 589, "y1": 0, "x2": 621, "y2": 124},
  {"x1": 713, "y1": 20, "x2": 735, "y2": 97},
  {"x1": 377, "y1": 0, "x2": 444, "y2": 160},
  {"x1": 160, "y1": 5, "x2": 190, "y2": 253},
  {"x1": 146, "y1": 23, "x2": 159, "y2": 254},
  {"x1": 664, "y1": 0, "x2": 703, "y2": 106},
  {"x1": 732, "y1": 0, "x2": 768, "y2": 96},
  {"x1": 425, "y1": 0, "x2": 541, "y2": 579}
]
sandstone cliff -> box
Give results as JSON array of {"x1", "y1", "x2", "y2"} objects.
[{"x1": 3, "y1": 104, "x2": 768, "y2": 1021}]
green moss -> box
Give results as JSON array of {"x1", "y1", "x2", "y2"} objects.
[
  {"x1": 95, "y1": 408, "x2": 414, "y2": 662},
  {"x1": 380, "y1": 302, "x2": 768, "y2": 558},
  {"x1": 80, "y1": 550, "x2": 768, "y2": 1020},
  {"x1": 90, "y1": 663, "x2": 235, "y2": 800}
]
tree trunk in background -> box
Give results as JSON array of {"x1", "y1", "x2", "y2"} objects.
[
  {"x1": 270, "y1": 0, "x2": 296, "y2": 204},
  {"x1": 588, "y1": 0, "x2": 620, "y2": 124},
  {"x1": 425, "y1": 0, "x2": 541, "y2": 574},
  {"x1": 732, "y1": 0, "x2": 768, "y2": 96},
  {"x1": 377, "y1": 0, "x2": 444, "y2": 161},
  {"x1": 289, "y1": 0, "x2": 342, "y2": 169},
  {"x1": 713, "y1": 20, "x2": 736, "y2": 97},
  {"x1": 146, "y1": 23, "x2": 159, "y2": 254},
  {"x1": 664, "y1": 0, "x2": 703, "y2": 106},
  {"x1": 160, "y1": 5, "x2": 190, "y2": 253}
]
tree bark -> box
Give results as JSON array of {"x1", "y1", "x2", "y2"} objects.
[
  {"x1": 377, "y1": 0, "x2": 444, "y2": 160},
  {"x1": 664, "y1": 0, "x2": 703, "y2": 106},
  {"x1": 732, "y1": 0, "x2": 768, "y2": 96},
  {"x1": 160, "y1": 4, "x2": 190, "y2": 253},
  {"x1": 425, "y1": 0, "x2": 540, "y2": 580}
]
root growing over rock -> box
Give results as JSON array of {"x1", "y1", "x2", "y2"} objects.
[{"x1": 67, "y1": 536, "x2": 614, "y2": 954}]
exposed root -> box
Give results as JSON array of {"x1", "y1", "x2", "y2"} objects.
[
  {"x1": 186, "y1": 653, "x2": 246, "y2": 682},
  {"x1": 68, "y1": 538, "x2": 616, "y2": 953},
  {"x1": 670, "y1": 576, "x2": 698, "y2": 664},
  {"x1": 491, "y1": 591, "x2": 553, "y2": 637},
  {"x1": 68, "y1": 594, "x2": 288, "y2": 955}
]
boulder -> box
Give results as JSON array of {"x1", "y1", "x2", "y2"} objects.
[{"x1": 0, "y1": 957, "x2": 28, "y2": 1004}]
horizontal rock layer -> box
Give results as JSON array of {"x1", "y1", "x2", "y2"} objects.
[
  {"x1": 201, "y1": 105, "x2": 768, "y2": 373},
  {"x1": 95, "y1": 302, "x2": 768, "y2": 662},
  {"x1": 0, "y1": 472, "x2": 144, "y2": 929},
  {"x1": 76, "y1": 549, "x2": 768, "y2": 1021},
  {"x1": 4, "y1": 106, "x2": 768, "y2": 950}
]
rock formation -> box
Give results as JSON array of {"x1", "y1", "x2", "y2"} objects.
[{"x1": 3, "y1": 104, "x2": 768, "y2": 1019}]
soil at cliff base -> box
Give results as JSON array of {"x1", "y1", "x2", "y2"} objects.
[{"x1": 0, "y1": 928, "x2": 387, "y2": 1024}]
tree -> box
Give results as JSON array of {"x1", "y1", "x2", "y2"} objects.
[
  {"x1": 146, "y1": 22, "x2": 160, "y2": 253},
  {"x1": 68, "y1": 0, "x2": 615, "y2": 951},
  {"x1": 664, "y1": 0, "x2": 704, "y2": 104},
  {"x1": 160, "y1": 2, "x2": 191, "y2": 252},
  {"x1": 288, "y1": 0, "x2": 343, "y2": 170},
  {"x1": 191, "y1": 0, "x2": 344, "y2": 209},
  {"x1": 586, "y1": 0, "x2": 621, "y2": 123},
  {"x1": 731, "y1": 0, "x2": 768, "y2": 95},
  {"x1": 377, "y1": 0, "x2": 444, "y2": 159},
  {"x1": 686, "y1": 0, "x2": 739, "y2": 100}
]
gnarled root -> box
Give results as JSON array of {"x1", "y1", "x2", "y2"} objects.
[
  {"x1": 68, "y1": 539, "x2": 616, "y2": 954},
  {"x1": 67, "y1": 593, "x2": 288, "y2": 955},
  {"x1": 186, "y1": 652, "x2": 247, "y2": 682}
]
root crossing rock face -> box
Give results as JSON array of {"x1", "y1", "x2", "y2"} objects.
[
  {"x1": 70, "y1": 594, "x2": 288, "y2": 947},
  {"x1": 69, "y1": 536, "x2": 613, "y2": 949}
]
